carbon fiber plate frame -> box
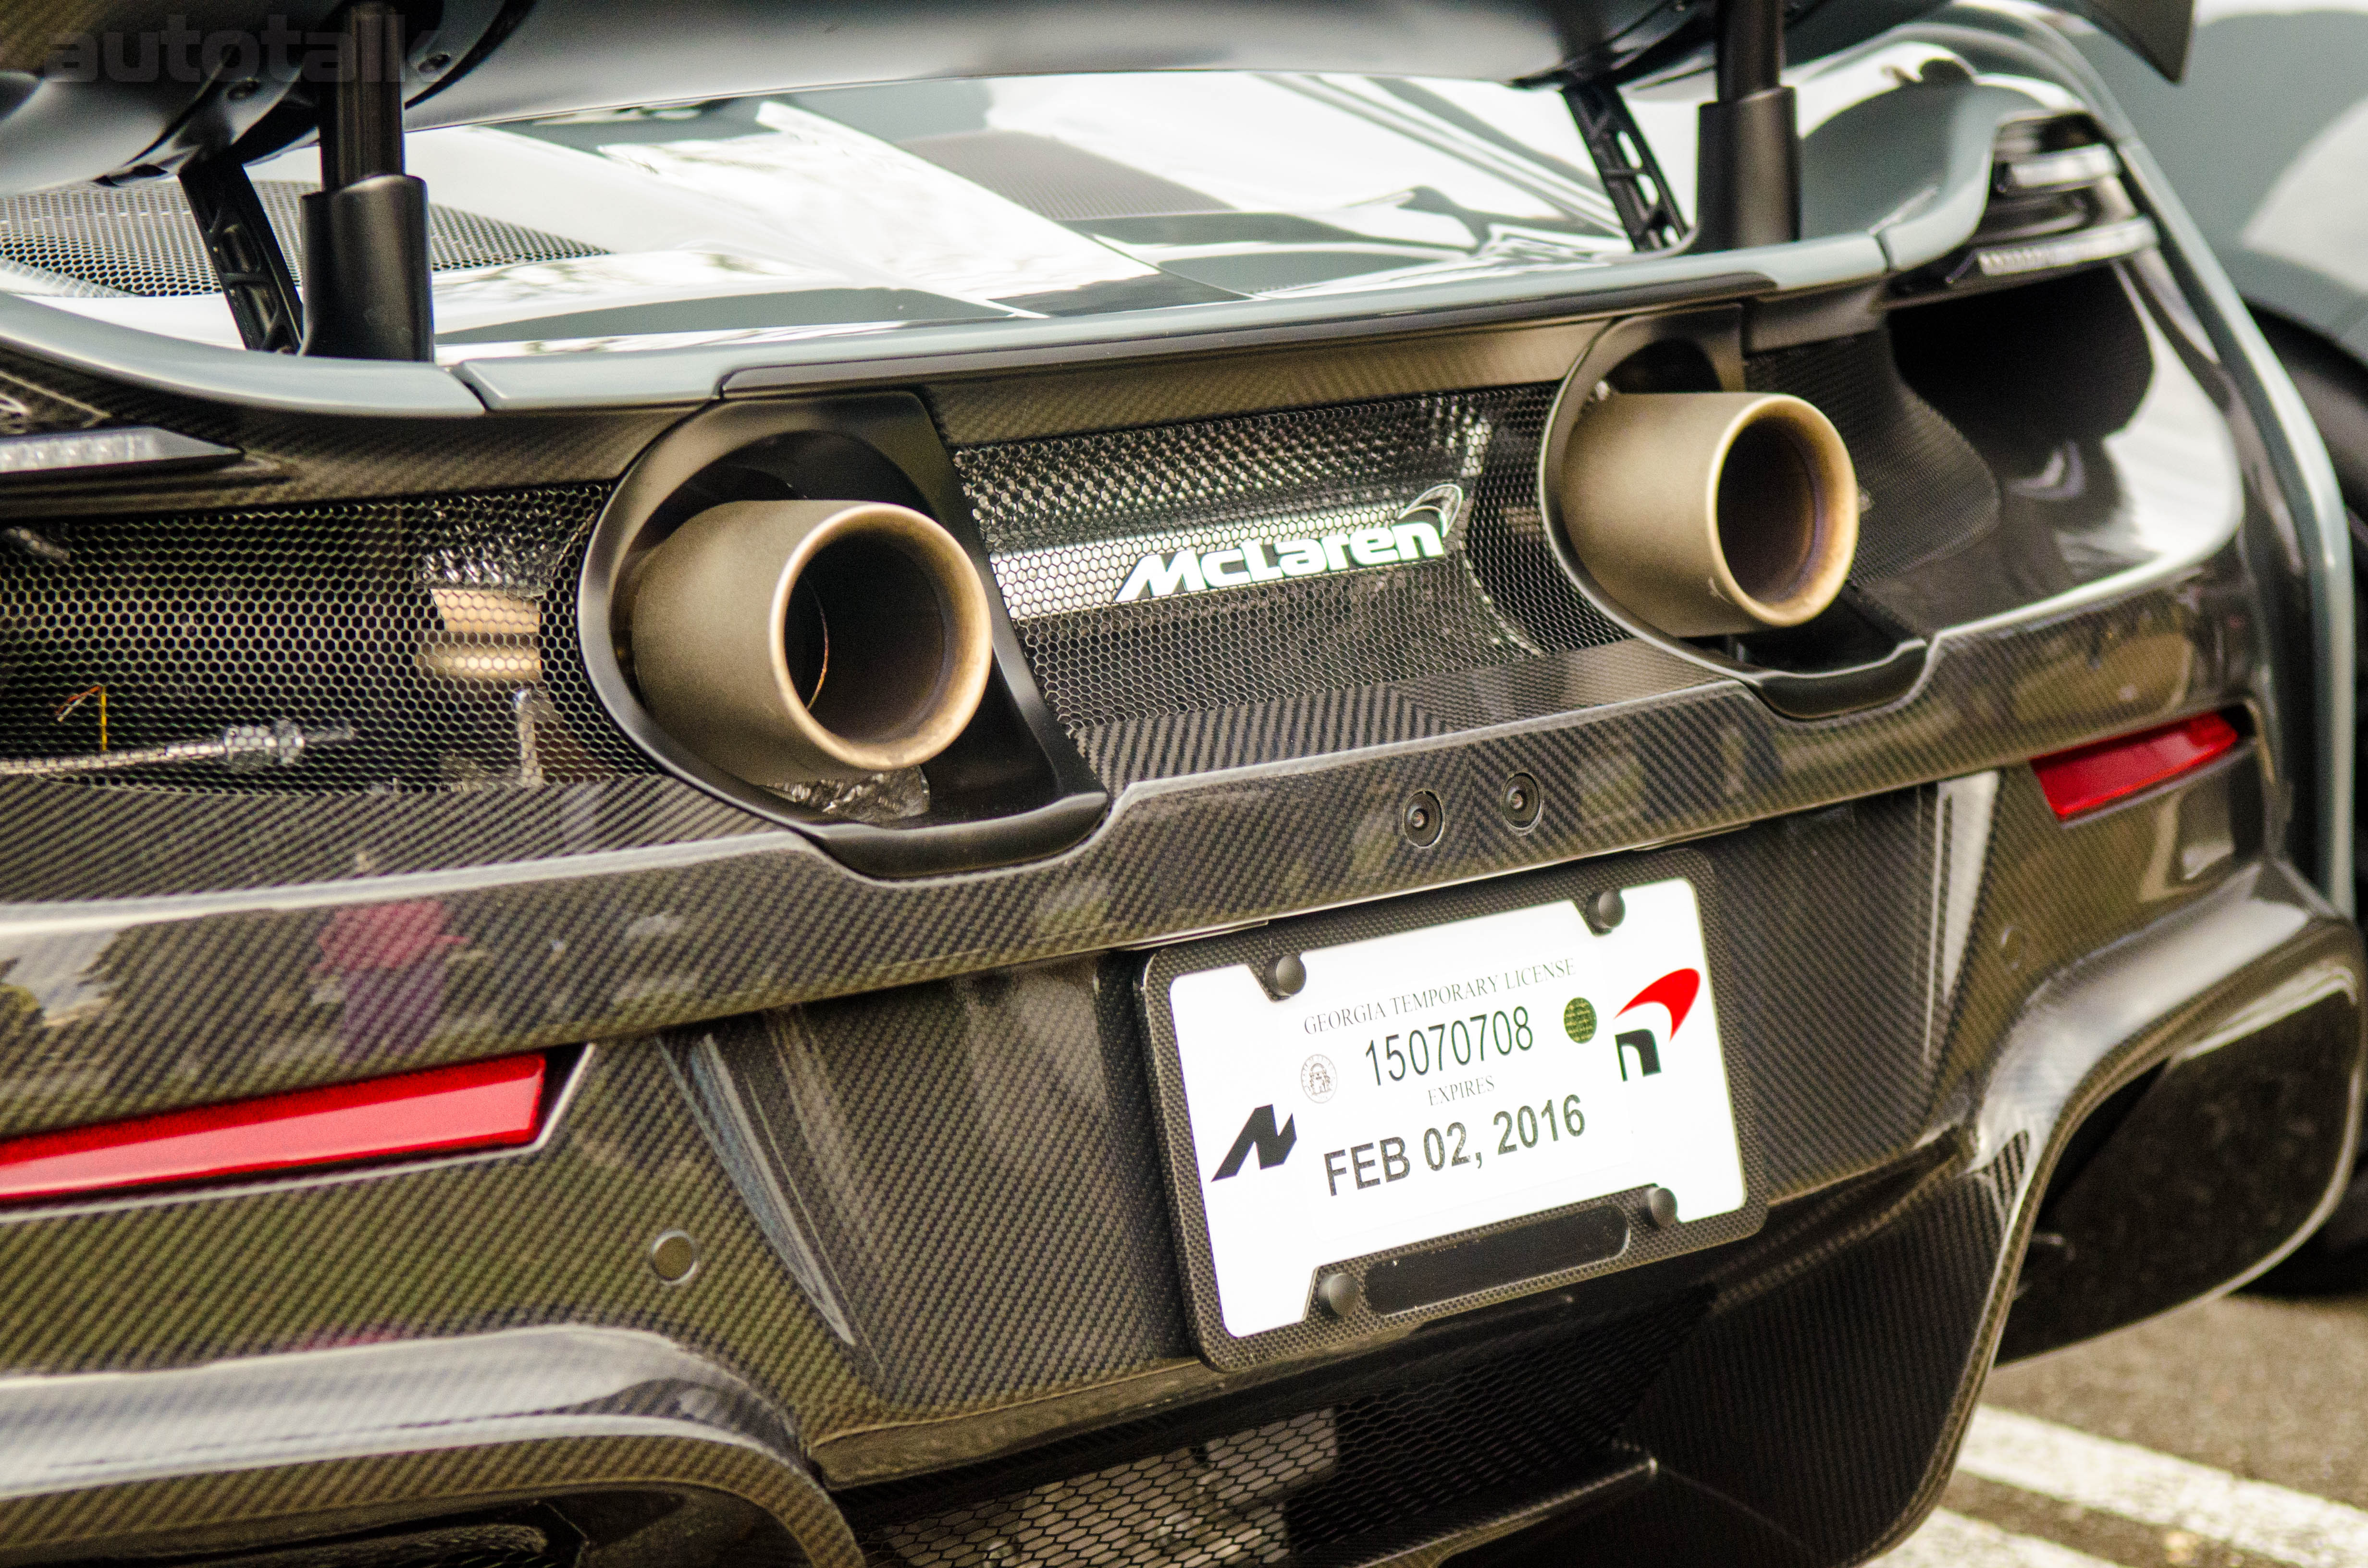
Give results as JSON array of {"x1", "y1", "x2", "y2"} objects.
[{"x1": 1140, "y1": 848, "x2": 1769, "y2": 1370}]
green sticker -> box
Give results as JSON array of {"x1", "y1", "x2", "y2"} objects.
[{"x1": 1563, "y1": 996, "x2": 1597, "y2": 1043}]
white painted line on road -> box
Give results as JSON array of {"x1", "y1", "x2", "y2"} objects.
[
  {"x1": 1960, "y1": 1406, "x2": 2368, "y2": 1568},
  {"x1": 1875, "y1": 1508, "x2": 2122, "y2": 1567}
]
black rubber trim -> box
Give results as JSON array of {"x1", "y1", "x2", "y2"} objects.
[
  {"x1": 1362, "y1": 1204, "x2": 1635, "y2": 1315},
  {"x1": 1756, "y1": 637, "x2": 1931, "y2": 717}
]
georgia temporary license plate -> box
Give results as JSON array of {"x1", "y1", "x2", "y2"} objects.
[{"x1": 1168, "y1": 879, "x2": 1745, "y2": 1338}]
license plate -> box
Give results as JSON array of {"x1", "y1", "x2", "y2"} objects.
[{"x1": 1167, "y1": 878, "x2": 1744, "y2": 1339}]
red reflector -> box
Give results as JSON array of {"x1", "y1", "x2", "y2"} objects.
[
  {"x1": 2033, "y1": 712, "x2": 2242, "y2": 819},
  {"x1": 0, "y1": 1054, "x2": 546, "y2": 1203}
]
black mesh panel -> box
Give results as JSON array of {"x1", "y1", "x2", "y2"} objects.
[
  {"x1": 952, "y1": 388, "x2": 1628, "y2": 740},
  {"x1": 0, "y1": 484, "x2": 652, "y2": 793},
  {"x1": 0, "y1": 181, "x2": 603, "y2": 298},
  {"x1": 1744, "y1": 331, "x2": 2000, "y2": 584}
]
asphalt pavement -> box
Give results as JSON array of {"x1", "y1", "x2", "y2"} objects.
[{"x1": 1875, "y1": 1284, "x2": 2368, "y2": 1566}]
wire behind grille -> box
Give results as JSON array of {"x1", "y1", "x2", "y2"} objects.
[
  {"x1": 0, "y1": 181, "x2": 604, "y2": 297},
  {"x1": 952, "y1": 388, "x2": 1628, "y2": 742},
  {"x1": 0, "y1": 484, "x2": 651, "y2": 793}
]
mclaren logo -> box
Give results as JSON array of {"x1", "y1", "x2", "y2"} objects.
[
  {"x1": 1611, "y1": 967, "x2": 1700, "y2": 1082},
  {"x1": 1114, "y1": 483, "x2": 1465, "y2": 604}
]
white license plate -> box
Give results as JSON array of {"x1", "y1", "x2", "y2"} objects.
[{"x1": 1168, "y1": 879, "x2": 1744, "y2": 1338}]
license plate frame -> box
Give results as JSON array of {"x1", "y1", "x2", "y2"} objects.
[{"x1": 1138, "y1": 855, "x2": 1767, "y2": 1370}]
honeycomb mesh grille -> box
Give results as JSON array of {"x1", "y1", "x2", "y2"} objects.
[
  {"x1": 0, "y1": 180, "x2": 604, "y2": 297},
  {"x1": 0, "y1": 484, "x2": 654, "y2": 793},
  {"x1": 1744, "y1": 331, "x2": 2000, "y2": 584},
  {"x1": 857, "y1": 1296, "x2": 1704, "y2": 1568},
  {"x1": 952, "y1": 387, "x2": 1628, "y2": 739}
]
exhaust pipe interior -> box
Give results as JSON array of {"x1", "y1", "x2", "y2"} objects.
[
  {"x1": 626, "y1": 499, "x2": 994, "y2": 785},
  {"x1": 1551, "y1": 391, "x2": 1859, "y2": 638}
]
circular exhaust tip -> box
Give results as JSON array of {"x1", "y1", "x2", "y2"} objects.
[
  {"x1": 1553, "y1": 391, "x2": 1859, "y2": 638},
  {"x1": 627, "y1": 500, "x2": 994, "y2": 785},
  {"x1": 1708, "y1": 399, "x2": 1855, "y2": 628}
]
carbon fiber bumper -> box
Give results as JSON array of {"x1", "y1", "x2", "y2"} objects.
[{"x1": 0, "y1": 740, "x2": 2356, "y2": 1568}]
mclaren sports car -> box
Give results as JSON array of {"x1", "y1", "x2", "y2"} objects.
[{"x1": 0, "y1": 1, "x2": 2354, "y2": 1566}]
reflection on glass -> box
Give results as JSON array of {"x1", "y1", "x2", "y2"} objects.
[{"x1": 8, "y1": 72, "x2": 1635, "y2": 357}]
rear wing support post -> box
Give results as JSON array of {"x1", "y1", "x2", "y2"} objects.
[
  {"x1": 299, "y1": 0, "x2": 433, "y2": 360},
  {"x1": 1692, "y1": 0, "x2": 1801, "y2": 251}
]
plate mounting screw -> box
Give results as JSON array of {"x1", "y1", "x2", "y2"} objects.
[
  {"x1": 1583, "y1": 888, "x2": 1625, "y2": 934},
  {"x1": 1402, "y1": 790, "x2": 1444, "y2": 848},
  {"x1": 1314, "y1": 1270, "x2": 1359, "y2": 1318},
  {"x1": 1645, "y1": 1187, "x2": 1680, "y2": 1229},
  {"x1": 1264, "y1": 953, "x2": 1307, "y2": 998},
  {"x1": 1500, "y1": 772, "x2": 1541, "y2": 829},
  {"x1": 650, "y1": 1230, "x2": 699, "y2": 1285}
]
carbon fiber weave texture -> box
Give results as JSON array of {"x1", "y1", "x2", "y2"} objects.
[
  {"x1": 0, "y1": 1043, "x2": 862, "y2": 1562},
  {"x1": 921, "y1": 321, "x2": 1603, "y2": 445},
  {"x1": 0, "y1": 346, "x2": 678, "y2": 520},
  {"x1": 0, "y1": 778, "x2": 1988, "y2": 1412},
  {"x1": 1073, "y1": 631, "x2": 1710, "y2": 788},
  {"x1": 0, "y1": 711, "x2": 2307, "y2": 1568},
  {"x1": 623, "y1": 758, "x2": 2226, "y2": 1422},
  {"x1": 0, "y1": 562, "x2": 2262, "y2": 1146},
  {"x1": 953, "y1": 386, "x2": 1625, "y2": 744},
  {"x1": 0, "y1": 479, "x2": 783, "y2": 897},
  {"x1": 1932, "y1": 757, "x2": 2267, "y2": 1136},
  {"x1": 0, "y1": 773, "x2": 770, "y2": 899},
  {"x1": 854, "y1": 1301, "x2": 1700, "y2": 1568},
  {"x1": 1, "y1": 1436, "x2": 846, "y2": 1568},
  {"x1": 1745, "y1": 330, "x2": 2000, "y2": 585},
  {"x1": 670, "y1": 958, "x2": 1192, "y2": 1410},
  {"x1": 2003, "y1": 989, "x2": 2362, "y2": 1359},
  {"x1": 1561, "y1": 1141, "x2": 2025, "y2": 1568},
  {"x1": 0, "y1": 259, "x2": 2225, "y2": 888},
  {"x1": 950, "y1": 316, "x2": 2035, "y2": 782}
]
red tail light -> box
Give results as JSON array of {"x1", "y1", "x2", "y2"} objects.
[
  {"x1": 2033, "y1": 712, "x2": 2242, "y2": 819},
  {"x1": 0, "y1": 1054, "x2": 546, "y2": 1203}
]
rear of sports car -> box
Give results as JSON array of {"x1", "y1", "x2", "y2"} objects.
[{"x1": 0, "y1": 1, "x2": 2356, "y2": 1565}]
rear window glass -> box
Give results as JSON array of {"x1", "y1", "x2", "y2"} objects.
[{"x1": 3, "y1": 73, "x2": 1639, "y2": 359}]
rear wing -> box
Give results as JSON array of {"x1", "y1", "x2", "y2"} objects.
[{"x1": 0, "y1": 0, "x2": 2195, "y2": 359}]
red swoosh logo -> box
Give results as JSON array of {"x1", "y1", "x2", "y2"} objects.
[{"x1": 1616, "y1": 968, "x2": 1701, "y2": 1037}]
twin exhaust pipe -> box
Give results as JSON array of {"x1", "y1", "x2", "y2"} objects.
[
  {"x1": 1552, "y1": 390, "x2": 1859, "y2": 637},
  {"x1": 628, "y1": 500, "x2": 994, "y2": 785},
  {"x1": 622, "y1": 383, "x2": 1855, "y2": 795}
]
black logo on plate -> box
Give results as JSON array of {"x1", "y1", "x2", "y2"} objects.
[
  {"x1": 1212, "y1": 1104, "x2": 1298, "y2": 1179},
  {"x1": 1615, "y1": 1029, "x2": 1662, "y2": 1079}
]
